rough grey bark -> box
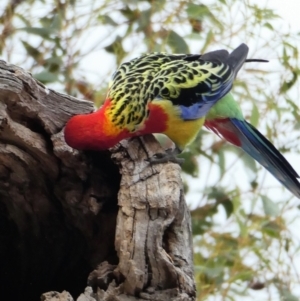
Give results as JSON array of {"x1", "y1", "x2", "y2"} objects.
[{"x1": 0, "y1": 60, "x2": 195, "y2": 301}]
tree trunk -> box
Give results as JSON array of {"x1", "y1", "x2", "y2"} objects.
[{"x1": 0, "y1": 60, "x2": 195, "y2": 301}]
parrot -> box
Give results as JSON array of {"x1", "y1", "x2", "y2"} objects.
[
  {"x1": 205, "y1": 93, "x2": 300, "y2": 198},
  {"x1": 65, "y1": 43, "x2": 258, "y2": 153},
  {"x1": 64, "y1": 43, "x2": 300, "y2": 197}
]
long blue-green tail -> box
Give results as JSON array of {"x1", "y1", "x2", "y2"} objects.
[{"x1": 205, "y1": 117, "x2": 300, "y2": 198}]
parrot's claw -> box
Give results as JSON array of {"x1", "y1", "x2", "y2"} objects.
[{"x1": 147, "y1": 147, "x2": 184, "y2": 165}]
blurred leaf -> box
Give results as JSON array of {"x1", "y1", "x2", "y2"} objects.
[
  {"x1": 137, "y1": 8, "x2": 151, "y2": 32},
  {"x1": 191, "y1": 203, "x2": 218, "y2": 220},
  {"x1": 286, "y1": 98, "x2": 300, "y2": 120},
  {"x1": 21, "y1": 40, "x2": 42, "y2": 60},
  {"x1": 284, "y1": 238, "x2": 291, "y2": 252},
  {"x1": 216, "y1": 232, "x2": 238, "y2": 249},
  {"x1": 186, "y1": 3, "x2": 209, "y2": 19},
  {"x1": 75, "y1": 80, "x2": 94, "y2": 100},
  {"x1": 221, "y1": 199, "x2": 234, "y2": 218},
  {"x1": 191, "y1": 203, "x2": 219, "y2": 234},
  {"x1": 217, "y1": 149, "x2": 225, "y2": 177},
  {"x1": 282, "y1": 46, "x2": 289, "y2": 65},
  {"x1": 179, "y1": 151, "x2": 199, "y2": 177},
  {"x1": 192, "y1": 217, "x2": 212, "y2": 235},
  {"x1": 15, "y1": 13, "x2": 31, "y2": 26},
  {"x1": 236, "y1": 215, "x2": 248, "y2": 237},
  {"x1": 250, "y1": 6, "x2": 280, "y2": 21},
  {"x1": 280, "y1": 70, "x2": 298, "y2": 93},
  {"x1": 40, "y1": 16, "x2": 53, "y2": 28},
  {"x1": 189, "y1": 18, "x2": 202, "y2": 33},
  {"x1": 34, "y1": 71, "x2": 58, "y2": 83},
  {"x1": 205, "y1": 186, "x2": 234, "y2": 218},
  {"x1": 45, "y1": 56, "x2": 63, "y2": 72},
  {"x1": 200, "y1": 29, "x2": 214, "y2": 53},
  {"x1": 261, "y1": 220, "x2": 281, "y2": 238},
  {"x1": 51, "y1": 14, "x2": 62, "y2": 30},
  {"x1": 202, "y1": 266, "x2": 224, "y2": 280},
  {"x1": 207, "y1": 187, "x2": 226, "y2": 202},
  {"x1": 283, "y1": 41, "x2": 299, "y2": 58},
  {"x1": 120, "y1": 6, "x2": 139, "y2": 20},
  {"x1": 263, "y1": 22, "x2": 274, "y2": 30},
  {"x1": 278, "y1": 288, "x2": 299, "y2": 301},
  {"x1": 195, "y1": 264, "x2": 225, "y2": 288},
  {"x1": 122, "y1": 0, "x2": 138, "y2": 4},
  {"x1": 147, "y1": 0, "x2": 166, "y2": 12},
  {"x1": 98, "y1": 15, "x2": 118, "y2": 26},
  {"x1": 105, "y1": 36, "x2": 127, "y2": 64},
  {"x1": 166, "y1": 30, "x2": 189, "y2": 53},
  {"x1": 18, "y1": 27, "x2": 55, "y2": 39},
  {"x1": 186, "y1": 3, "x2": 223, "y2": 29},
  {"x1": 250, "y1": 103, "x2": 259, "y2": 127},
  {"x1": 261, "y1": 195, "x2": 280, "y2": 217},
  {"x1": 230, "y1": 270, "x2": 253, "y2": 282}
]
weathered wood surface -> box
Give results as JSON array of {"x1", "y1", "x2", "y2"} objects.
[{"x1": 0, "y1": 60, "x2": 195, "y2": 301}]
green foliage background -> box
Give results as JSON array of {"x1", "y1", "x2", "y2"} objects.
[{"x1": 1, "y1": 0, "x2": 300, "y2": 300}]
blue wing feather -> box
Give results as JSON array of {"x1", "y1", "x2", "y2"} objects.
[
  {"x1": 178, "y1": 44, "x2": 249, "y2": 120},
  {"x1": 179, "y1": 83, "x2": 233, "y2": 120}
]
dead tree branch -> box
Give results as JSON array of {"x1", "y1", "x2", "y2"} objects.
[{"x1": 0, "y1": 60, "x2": 195, "y2": 301}]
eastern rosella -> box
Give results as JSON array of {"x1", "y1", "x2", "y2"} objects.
[
  {"x1": 65, "y1": 43, "x2": 252, "y2": 152},
  {"x1": 205, "y1": 93, "x2": 300, "y2": 198}
]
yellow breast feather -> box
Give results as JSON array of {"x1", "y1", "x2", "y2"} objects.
[{"x1": 151, "y1": 99, "x2": 204, "y2": 150}]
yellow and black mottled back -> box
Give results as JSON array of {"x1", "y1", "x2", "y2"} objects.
[
  {"x1": 107, "y1": 53, "x2": 181, "y2": 131},
  {"x1": 106, "y1": 44, "x2": 248, "y2": 132}
]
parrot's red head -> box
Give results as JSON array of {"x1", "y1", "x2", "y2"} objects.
[
  {"x1": 64, "y1": 100, "x2": 130, "y2": 150},
  {"x1": 64, "y1": 99, "x2": 171, "y2": 151}
]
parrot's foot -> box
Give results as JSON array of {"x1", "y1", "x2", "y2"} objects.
[{"x1": 147, "y1": 147, "x2": 184, "y2": 165}]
